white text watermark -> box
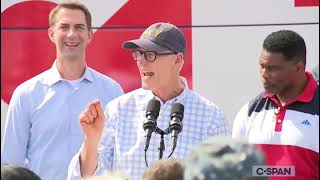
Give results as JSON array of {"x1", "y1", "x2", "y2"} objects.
[{"x1": 252, "y1": 166, "x2": 295, "y2": 177}]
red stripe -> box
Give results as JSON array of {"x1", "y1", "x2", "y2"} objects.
[
  {"x1": 295, "y1": 0, "x2": 319, "y2": 7},
  {"x1": 1, "y1": 0, "x2": 193, "y2": 103},
  {"x1": 256, "y1": 144, "x2": 319, "y2": 180}
]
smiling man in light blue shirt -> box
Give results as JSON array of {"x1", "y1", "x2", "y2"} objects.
[{"x1": 1, "y1": 2, "x2": 123, "y2": 180}]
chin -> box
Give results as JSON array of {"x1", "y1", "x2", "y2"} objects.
[
  {"x1": 141, "y1": 83, "x2": 152, "y2": 90},
  {"x1": 264, "y1": 87, "x2": 278, "y2": 95}
]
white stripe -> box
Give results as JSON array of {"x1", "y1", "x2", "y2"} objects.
[{"x1": 247, "y1": 109, "x2": 319, "y2": 152}]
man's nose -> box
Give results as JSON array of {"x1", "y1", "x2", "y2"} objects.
[
  {"x1": 67, "y1": 28, "x2": 76, "y2": 37},
  {"x1": 260, "y1": 68, "x2": 270, "y2": 79},
  {"x1": 137, "y1": 53, "x2": 148, "y2": 62}
]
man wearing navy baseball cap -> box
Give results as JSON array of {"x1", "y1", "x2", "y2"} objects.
[
  {"x1": 123, "y1": 22, "x2": 186, "y2": 54},
  {"x1": 68, "y1": 22, "x2": 229, "y2": 180}
]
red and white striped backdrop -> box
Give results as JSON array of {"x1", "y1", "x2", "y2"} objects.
[{"x1": 1, "y1": 0, "x2": 319, "y2": 142}]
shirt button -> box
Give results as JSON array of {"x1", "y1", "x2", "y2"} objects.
[{"x1": 277, "y1": 119, "x2": 282, "y2": 123}]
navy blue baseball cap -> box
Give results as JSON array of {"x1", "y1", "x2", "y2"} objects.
[{"x1": 122, "y1": 22, "x2": 186, "y2": 54}]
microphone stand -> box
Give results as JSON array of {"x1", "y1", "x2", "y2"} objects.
[
  {"x1": 145, "y1": 127, "x2": 169, "y2": 167},
  {"x1": 144, "y1": 127, "x2": 173, "y2": 167},
  {"x1": 155, "y1": 127, "x2": 166, "y2": 159}
]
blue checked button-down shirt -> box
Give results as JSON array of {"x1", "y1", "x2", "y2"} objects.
[
  {"x1": 68, "y1": 77, "x2": 229, "y2": 180},
  {"x1": 1, "y1": 61, "x2": 124, "y2": 180}
]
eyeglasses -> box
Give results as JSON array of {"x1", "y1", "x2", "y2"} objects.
[{"x1": 132, "y1": 50, "x2": 177, "y2": 62}]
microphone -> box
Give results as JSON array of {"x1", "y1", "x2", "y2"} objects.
[
  {"x1": 169, "y1": 103, "x2": 184, "y2": 150},
  {"x1": 143, "y1": 99, "x2": 161, "y2": 151}
]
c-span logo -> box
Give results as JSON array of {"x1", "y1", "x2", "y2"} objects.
[{"x1": 252, "y1": 166, "x2": 295, "y2": 177}]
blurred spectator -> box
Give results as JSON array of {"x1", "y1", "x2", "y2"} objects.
[
  {"x1": 184, "y1": 136, "x2": 267, "y2": 180},
  {"x1": 142, "y1": 158, "x2": 185, "y2": 180},
  {"x1": 1, "y1": 164, "x2": 41, "y2": 180}
]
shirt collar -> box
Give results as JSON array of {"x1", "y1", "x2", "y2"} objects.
[
  {"x1": 44, "y1": 60, "x2": 94, "y2": 86},
  {"x1": 167, "y1": 76, "x2": 188, "y2": 105},
  {"x1": 295, "y1": 71, "x2": 318, "y2": 102},
  {"x1": 82, "y1": 66, "x2": 94, "y2": 82},
  {"x1": 263, "y1": 71, "x2": 318, "y2": 103}
]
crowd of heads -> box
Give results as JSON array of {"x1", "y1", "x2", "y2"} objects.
[
  {"x1": 75, "y1": 136, "x2": 267, "y2": 180},
  {"x1": 1, "y1": 165, "x2": 41, "y2": 180}
]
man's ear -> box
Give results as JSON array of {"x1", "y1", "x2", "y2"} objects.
[
  {"x1": 87, "y1": 29, "x2": 93, "y2": 44},
  {"x1": 175, "y1": 53, "x2": 184, "y2": 72},
  {"x1": 48, "y1": 27, "x2": 55, "y2": 43},
  {"x1": 295, "y1": 60, "x2": 305, "y2": 72}
]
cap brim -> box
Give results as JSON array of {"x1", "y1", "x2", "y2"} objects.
[{"x1": 122, "y1": 38, "x2": 167, "y2": 52}]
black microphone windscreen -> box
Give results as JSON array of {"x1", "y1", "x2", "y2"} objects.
[
  {"x1": 146, "y1": 99, "x2": 161, "y2": 117},
  {"x1": 171, "y1": 103, "x2": 184, "y2": 116}
]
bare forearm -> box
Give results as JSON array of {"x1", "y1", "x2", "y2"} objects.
[{"x1": 79, "y1": 139, "x2": 99, "y2": 177}]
